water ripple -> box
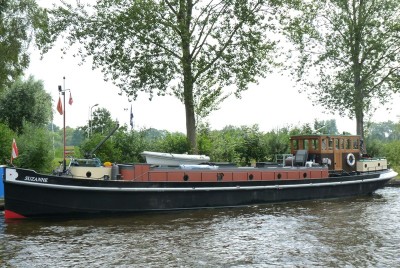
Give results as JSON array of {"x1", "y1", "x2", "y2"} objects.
[{"x1": 1, "y1": 188, "x2": 399, "y2": 267}]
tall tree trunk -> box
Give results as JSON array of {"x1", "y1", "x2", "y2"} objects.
[
  {"x1": 354, "y1": 74, "x2": 364, "y2": 139},
  {"x1": 179, "y1": 0, "x2": 197, "y2": 153},
  {"x1": 184, "y1": 82, "x2": 197, "y2": 153},
  {"x1": 355, "y1": 108, "x2": 364, "y2": 138},
  {"x1": 352, "y1": 0, "x2": 364, "y2": 141}
]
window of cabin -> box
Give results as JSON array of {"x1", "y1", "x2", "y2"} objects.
[
  {"x1": 335, "y1": 139, "x2": 339, "y2": 149},
  {"x1": 340, "y1": 139, "x2": 344, "y2": 149},
  {"x1": 346, "y1": 139, "x2": 351, "y2": 149},
  {"x1": 321, "y1": 138, "x2": 327, "y2": 150},
  {"x1": 292, "y1": 140, "x2": 298, "y2": 150},
  {"x1": 312, "y1": 139, "x2": 319, "y2": 150},
  {"x1": 328, "y1": 138, "x2": 333, "y2": 150},
  {"x1": 304, "y1": 139, "x2": 309, "y2": 150},
  {"x1": 353, "y1": 139, "x2": 359, "y2": 149}
]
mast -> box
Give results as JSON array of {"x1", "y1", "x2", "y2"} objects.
[
  {"x1": 63, "y1": 77, "x2": 66, "y2": 172},
  {"x1": 58, "y1": 77, "x2": 68, "y2": 173}
]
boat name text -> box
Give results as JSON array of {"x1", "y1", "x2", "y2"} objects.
[{"x1": 24, "y1": 176, "x2": 48, "y2": 183}]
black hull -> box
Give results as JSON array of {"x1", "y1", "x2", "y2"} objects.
[{"x1": 3, "y1": 168, "x2": 396, "y2": 219}]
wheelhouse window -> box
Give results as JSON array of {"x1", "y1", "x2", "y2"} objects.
[
  {"x1": 312, "y1": 139, "x2": 319, "y2": 150},
  {"x1": 353, "y1": 139, "x2": 359, "y2": 149},
  {"x1": 346, "y1": 139, "x2": 351, "y2": 149},
  {"x1": 321, "y1": 138, "x2": 327, "y2": 150},
  {"x1": 328, "y1": 139, "x2": 333, "y2": 150},
  {"x1": 304, "y1": 139, "x2": 309, "y2": 150},
  {"x1": 292, "y1": 139, "x2": 299, "y2": 150}
]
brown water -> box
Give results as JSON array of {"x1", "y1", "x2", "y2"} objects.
[{"x1": 1, "y1": 188, "x2": 399, "y2": 267}]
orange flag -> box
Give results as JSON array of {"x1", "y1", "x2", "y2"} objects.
[{"x1": 57, "y1": 96, "x2": 63, "y2": 115}]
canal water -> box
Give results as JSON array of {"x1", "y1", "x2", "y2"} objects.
[{"x1": 1, "y1": 187, "x2": 399, "y2": 267}]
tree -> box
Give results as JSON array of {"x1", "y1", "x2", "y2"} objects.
[
  {"x1": 263, "y1": 128, "x2": 290, "y2": 161},
  {"x1": 236, "y1": 125, "x2": 265, "y2": 165},
  {"x1": 79, "y1": 132, "x2": 122, "y2": 163},
  {"x1": 158, "y1": 132, "x2": 190, "y2": 154},
  {"x1": 0, "y1": 123, "x2": 15, "y2": 164},
  {"x1": 365, "y1": 121, "x2": 395, "y2": 141},
  {"x1": 384, "y1": 141, "x2": 400, "y2": 171},
  {"x1": 43, "y1": 0, "x2": 280, "y2": 152},
  {"x1": 13, "y1": 122, "x2": 54, "y2": 172},
  {"x1": 70, "y1": 128, "x2": 85, "y2": 146},
  {"x1": 91, "y1": 108, "x2": 118, "y2": 136},
  {"x1": 285, "y1": 0, "x2": 400, "y2": 139},
  {"x1": 0, "y1": 0, "x2": 48, "y2": 91},
  {"x1": 113, "y1": 128, "x2": 149, "y2": 163},
  {"x1": 0, "y1": 76, "x2": 52, "y2": 134},
  {"x1": 313, "y1": 119, "x2": 338, "y2": 135},
  {"x1": 207, "y1": 125, "x2": 243, "y2": 164}
]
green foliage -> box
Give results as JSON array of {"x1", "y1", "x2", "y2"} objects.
[
  {"x1": 79, "y1": 133, "x2": 122, "y2": 164},
  {"x1": 365, "y1": 139, "x2": 385, "y2": 158},
  {"x1": 364, "y1": 120, "x2": 400, "y2": 173},
  {"x1": 313, "y1": 119, "x2": 338, "y2": 135},
  {"x1": 0, "y1": 0, "x2": 48, "y2": 91},
  {"x1": 284, "y1": 0, "x2": 400, "y2": 137},
  {"x1": 197, "y1": 123, "x2": 213, "y2": 156},
  {"x1": 70, "y1": 128, "x2": 85, "y2": 146},
  {"x1": 288, "y1": 123, "x2": 313, "y2": 136},
  {"x1": 10, "y1": 117, "x2": 400, "y2": 175},
  {"x1": 91, "y1": 108, "x2": 118, "y2": 136},
  {"x1": 0, "y1": 76, "x2": 52, "y2": 134},
  {"x1": 42, "y1": 0, "x2": 281, "y2": 152},
  {"x1": 113, "y1": 129, "x2": 149, "y2": 163},
  {"x1": 12, "y1": 122, "x2": 53, "y2": 173},
  {"x1": 157, "y1": 133, "x2": 190, "y2": 154},
  {"x1": 384, "y1": 141, "x2": 400, "y2": 172},
  {"x1": 235, "y1": 125, "x2": 266, "y2": 165},
  {"x1": 207, "y1": 126, "x2": 243, "y2": 164},
  {"x1": 365, "y1": 121, "x2": 400, "y2": 141},
  {"x1": 0, "y1": 123, "x2": 15, "y2": 164},
  {"x1": 264, "y1": 129, "x2": 290, "y2": 161}
]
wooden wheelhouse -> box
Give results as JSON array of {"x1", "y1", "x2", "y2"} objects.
[{"x1": 290, "y1": 135, "x2": 362, "y2": 172}]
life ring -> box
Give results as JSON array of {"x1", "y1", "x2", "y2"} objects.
[{"x1": 346, "y1": 153, "x2": 355, "y2": 166}]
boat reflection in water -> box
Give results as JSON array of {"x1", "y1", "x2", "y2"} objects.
[{"x1": 3, "y1": 134, "x2": 397, "y2": 219}]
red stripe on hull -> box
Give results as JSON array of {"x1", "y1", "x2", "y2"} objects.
[{"x1": 5, "y1": 210, "x2": 26, "y2": 219}]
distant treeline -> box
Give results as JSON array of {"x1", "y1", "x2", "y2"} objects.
[{"x1": 2, "y1": 120, "x2": 400, "y2": 174}]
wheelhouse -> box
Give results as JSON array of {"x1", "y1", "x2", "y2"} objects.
[{"x1": 290, "y1": 135, "x2": 362, "y2": 172}]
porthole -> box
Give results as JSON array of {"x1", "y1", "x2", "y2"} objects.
[
  {"x1": 183, "y1": 174, "x2": 189, "y2": 181},
  {"x1": 277, "y1": 173, "x2": 282, "y2": 180},
  {"x1": 86, "y1": 171, "x2": 92, "y2": 178},
  {"x1": 248, "y1": 174, "x2": 254, "y2": 181},
  {"x1": 217, "y1": 173, "x2": 224, "y2": 181},
  {"x1": 303, "y1": 172, "x2": 307, "y2": 178}
]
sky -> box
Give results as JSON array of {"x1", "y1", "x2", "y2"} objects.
[
  {"x1": 25, "y1": 0, "x2": 400, "y2": 134},
  {"x1": 25, "y1": 44, "x2": 400, "y2": 135}
]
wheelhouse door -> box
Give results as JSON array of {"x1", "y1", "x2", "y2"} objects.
[{"x1": 333, "y1": 138, "x2": 343, "y2": 170}]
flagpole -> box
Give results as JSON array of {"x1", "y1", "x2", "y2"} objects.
[
  {"x1": 10, "y1": 148, "x2": 13, "y2": 165},
  {"x1": 58, "y1": 77, "x2": 67, "y2": 173},
  {"x1": 10, "y1": 139, "x2": 13, "y2": 165},
  {"x1": 63, "y1": 77, "x2": 66, "y2": 173}
]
